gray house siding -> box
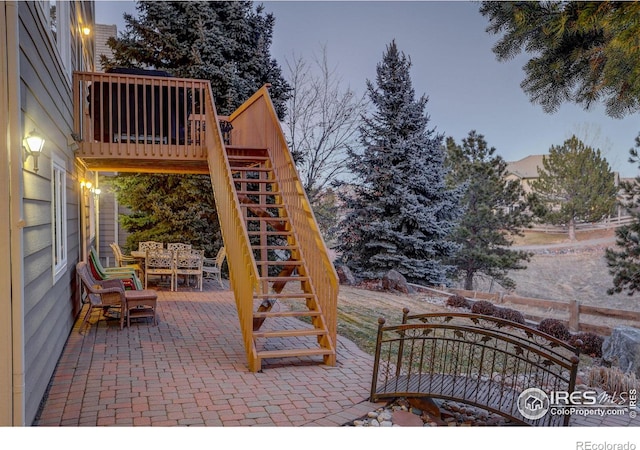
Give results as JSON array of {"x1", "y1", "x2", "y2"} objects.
[{"x1": 17, "y1": 1, "x2": 92, "y2": 425}]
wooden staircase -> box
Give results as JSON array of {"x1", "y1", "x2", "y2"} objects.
[{"x1": 227, "y1": 148, "x2": 335, "y2": 365}]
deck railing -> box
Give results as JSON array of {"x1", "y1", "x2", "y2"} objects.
[
  {"x1": 228, "y1": 86, "x2": 339, "y2": 363},
  {"x1": 203, "y1": 84, "x2": 262, "y2": 371},
  {"x1": 73, "y1": 71, "x2": 210, "y2": 170}
]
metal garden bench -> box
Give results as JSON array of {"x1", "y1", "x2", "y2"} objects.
[{"x1": 370, "y1": 309, "x2": 581, "y2": 426}]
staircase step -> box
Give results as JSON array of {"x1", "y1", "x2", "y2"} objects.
[
  {"x1": 256, "y1": 348, "x2": 334, "y2": 360},
  {"x1": 253, "y1": 311, "x2": 321, "y2": 319},
  {"x1": 253, "y1": 329, "x2": 326, "y2": 339},
  {"x1": 255, "y1": 260, "x2": 302, "y2": 266},
  {"x1": 233, "y1": 178, "x2": 277, "y2": 184},
  {"x1": 254, "y1": 293, "x2": 314, "y2": 299},
  {"x1": 251, "y1": 245, "x2": 298, "y2": 250},
  {"x1": 264, "y1": 276, "x2": 309, "y2": 282},
  {"x1": 227, "y1": 154, "x2": 269, "y2": 161},
  {"x1": 231, "y1": 167, "x2": 273, "y2": 172},
  {"x1": 239, "y1": 203, "x2": 285, "y2": 209},
  {"x1": 235, "y1": 190, "x2": 281, "y2": 196},
  {"x1": 245, "y1": 216, "x2": 289, "y2": 222},
  {"x1": 247, "y1": 230, "x2": 293, "y2": 236}
]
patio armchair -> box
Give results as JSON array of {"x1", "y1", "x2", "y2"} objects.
[
  {"x1": 175, "y1": 249, "x2": 204, "y2": 291},
  {"x1": 110, "y1": 242, "x2": 143, "y2": 282},
  {"x1": 145, "y1": 248, "x2": 176, "y2": 291},
  {"x1": 202, "y1": 246, "x2": 226, "y2": 287},
  {"x1": 88, "y1": 247, "x2": 143, "y2": 290},
  {"x1": 76, "y1": 261, "x2": 127, "y2": 330}
]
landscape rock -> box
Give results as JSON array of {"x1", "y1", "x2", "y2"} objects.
[
  {"x1": 336, "y1": 265, "x2": 358, "y2": 286},
  {"x1": 381, "y1": 269, "x2": 414, "y2": 294},
  {"x1": 602, "y1": 326, "x2": 640, "y2": 378},
  {"x1": 392, "y1": 410, "x2": 423, "y2": 427}
]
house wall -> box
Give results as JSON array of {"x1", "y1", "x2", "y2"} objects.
[{"x1": 16, "y1": 0, "x2": 93, "y2": 425}]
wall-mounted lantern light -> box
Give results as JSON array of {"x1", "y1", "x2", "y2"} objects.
[
  {"x1": 23, "y1": 129, "x2": 45, "y2": 173},
  {"x1": 82, "y1": 26, "x2": 91, "y2": 36}
]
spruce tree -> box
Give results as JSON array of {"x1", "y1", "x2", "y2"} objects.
[
  {"x1": 104, "y1": 0, "x2": 290, "y2": 117},
  {"x1": 337, "y1": 40, "x2": 461, "y2": 285},
  {"x1": 101, "y1": 1, "x2": 290, "y2": 254},
  {"x1": 445, "y1": 131, "x2": 532, "y2": 290}
]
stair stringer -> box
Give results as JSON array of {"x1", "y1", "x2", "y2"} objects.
[{"x1": 203, "y1": 84, "x2": 264, "y2": 372}]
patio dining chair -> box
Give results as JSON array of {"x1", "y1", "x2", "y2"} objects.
[
  {"x1": 167, "y1": 242, "x2": 192, "y2": 252},
  {"x1": 76, "y1": 261, "x2": 127, "y2": 331},
  {"x1": 175, "y1": 249, "x2": 204, "y2": 291},
  {"x1": 145, "y1": 248, "x2": 176, "y2": 291},
  {"x1": 202, "y1": 246, "x2": 226, "y2": 288},
  {"x1": 138, "y1": 241, "x2": 163, "y2": 252}
]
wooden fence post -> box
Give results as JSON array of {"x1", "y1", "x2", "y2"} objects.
[{"x1": 568, "y1": 300, "x2": 580, "y2": 332}]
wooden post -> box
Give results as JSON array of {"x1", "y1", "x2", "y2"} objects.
[{"x1": 568, "y1": 299, "x2": 579, "y2": 332}]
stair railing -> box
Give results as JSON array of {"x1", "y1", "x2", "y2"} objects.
[
  {"x1": 228, "y1": 86, "x2": 339, "y2": 364},
  {"x1": 204, "y1": 83, "x2": 262, "y2": 371}
]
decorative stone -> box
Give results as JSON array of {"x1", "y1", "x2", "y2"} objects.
[
  {"x1": 380, "y1": 420, "x2": 393, "y2": 427},
  {"x1": 378, "y1": 410, "x2": 393, "y2": 421},
  {"x1": 408, "y1": 397, "x2": 441, "y2": 419},
  {"x1": 367, "y1": 411, "x2": 379, "y2": 419},
  {"x1": 381, "y1": 269, "x2": 414, "y2": 294},
  {"x1": 392, "y1": 410, "x2": 424, "y2": 427},
  {"x1": 602, "y1": 326, "x2": 640, "y2": 377},
  {"x1": 336, "y1": 265, "x2": 358, "y2": 286}
]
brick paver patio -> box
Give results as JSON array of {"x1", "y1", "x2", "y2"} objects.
[{"x1": 33, "y1": 279, "x2": 639, "y2": 427}]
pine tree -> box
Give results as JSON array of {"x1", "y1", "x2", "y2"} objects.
[
  {"x1": 103, "y1": 0, "x2": 290, "y2": 117},
  {"x1": 530, "y1": 136, "x2": 617, "y2": 241},
  {"x1": 101, "y1": 1, "x2": 290, "y2": 253},
  {"x1": 336, "y1": 40, "x2": 461, "y2": 285},
  {"x1": 110, "y1": 174, "x2": 221, "y2": 256},
  {"x1": 445, "y1": 131, "x2": 532, "y2": 290},
  {"x1": 606, "y1": 134, "x2": 640, "y2": 296}
]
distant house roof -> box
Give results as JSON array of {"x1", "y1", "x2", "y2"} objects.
[{"x1": 506, "y1": 154, "x2": 545, "y2": 179}]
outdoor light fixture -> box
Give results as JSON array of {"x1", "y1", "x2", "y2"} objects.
[
  {"x1": 23, "y1": 129, "x2": 45, "y2": 173},
  {"x1": 82, "y1": 26, "x2": 91, "y2": 36}
]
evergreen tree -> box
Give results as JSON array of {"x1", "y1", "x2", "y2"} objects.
[
  {"x1": 529, "y1": 136, "x2": 617, "y2": 241},
  {"x1": 480, "y1": 1, "x2": 640, "y2": 118},
  {"x1": 606, "y1": 134, "x2": 640, "y2": 296},
  {"x1": 336, "y1": 40, "x2": 461, "y2": 285},
  {"x1": 104, "y1": 0, "x2": 290, "y2": 117},
  {"x1": 101, "y1": 1, "x2": 290, "y2": 253},
  {"x1": 110, "y1": 174, "x2": 221, "y2": 256},
  {"x1": 445, "y1": 131, "x2": 532, "y2": 290}
]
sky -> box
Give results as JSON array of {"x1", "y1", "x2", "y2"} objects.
[{"x1": 94, "y1": 0, "x2": 640, "y2": 178}]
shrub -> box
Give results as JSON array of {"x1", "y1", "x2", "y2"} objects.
[
  {"x1": 570, "y1": 332, "x2": 604, "y2": 358},
  {"x1": 537, "y1": 318, "x2": 571, "y2": 341},
  {"x1": 494, "y1": 307, "x2": 526, "y2": 325},
  {"x1": 446, "y1": 294, "x2": 470, "y2": 309},
  {"x1": 471, "y1": 300, "x2": 496, "y2": 316},
  {"x1": 587, "y1": 366, "x2": 639, "y2": 394}
]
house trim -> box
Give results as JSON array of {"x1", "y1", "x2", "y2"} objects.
[{"x1": 1, "y1": 0, "x2": 26, "y2": 427}]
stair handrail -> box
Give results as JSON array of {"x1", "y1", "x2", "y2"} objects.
[
  {"x1": 204, "y1": 83, "x2": 262, "y2": 371},
  {"x1": 228, "y1": 85, "x2": 339, "y2": 363}
]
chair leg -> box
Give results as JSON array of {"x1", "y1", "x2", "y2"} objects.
[{"x1": 79, "y1": 304, "x2": 94, "y2": 332}]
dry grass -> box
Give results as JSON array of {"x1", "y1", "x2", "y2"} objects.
[{"x1": 511, "y1": 227, "x2": 615, "y2": 246}]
